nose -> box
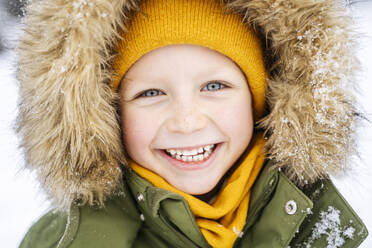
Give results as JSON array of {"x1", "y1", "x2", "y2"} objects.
[{"x1": 166, "y1": 103, "x2": 207, "y2": 134}]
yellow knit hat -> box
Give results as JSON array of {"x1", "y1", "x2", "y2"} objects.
[{"x1": 113, "y1": 0, "x2": 267, "y2": 118}]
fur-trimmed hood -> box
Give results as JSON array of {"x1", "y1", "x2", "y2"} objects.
[{"x1": 16, "y1": 0, "x2": 360, "y2": 210}]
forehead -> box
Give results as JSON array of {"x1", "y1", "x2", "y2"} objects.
[
  {"x1": 125, "y1": 44, "x2": 243, "y2": 76},
  {"x1": 121, "y1": 44, "x2": 245, "y2": 84}
]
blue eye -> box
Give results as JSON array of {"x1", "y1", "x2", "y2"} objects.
[
  {"x1": 139, "y1": 89, "x2": 163, "y2": 98},
  {"x1": 203, "y1": 81, "x2": 226, "y2": 91}
]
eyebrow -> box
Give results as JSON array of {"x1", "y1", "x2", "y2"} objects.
[
  {"x1": 195, "y1": 66, "x2": 245, "y2": 84},
  {"x1": 120, "y1": 77, "x2": 137, "y2": 91},
  {"x1": 121, "y1": 65, "x2": 242, "y2": 91},
  {"x1": 120, "y1": 77, "x2": 165, "y2": 98},
  {"x1": 194, "y1": 66, "x2": 229, "y2": 79}
]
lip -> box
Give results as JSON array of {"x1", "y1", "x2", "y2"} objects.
[{"x1": 157, "y1": 142, "x2": 223, "y2": 171}]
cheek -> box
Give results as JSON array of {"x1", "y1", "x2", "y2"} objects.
[
  {"x1": 213, "y1": 96, "x2": 253, "y2": 144},
  {"x1": 121, "y1": 107, "x2": 158, "y2": 158}
]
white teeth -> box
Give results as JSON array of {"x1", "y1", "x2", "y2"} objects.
[
  {"x1": 166, "y1": 144, "x2": 217, "y2": 162},
  {"x1": 192, "y1": 155, "x2": 202, "y2": 161},
  {"x1": 166, "y1": 144, "x2": 216, "y2": 156},
  {"x1": 182, "y1": 149, "x2": 198, "y2": 156},
  {"x1": 204, "y1": 145, "x2": 213, "y2": 151},
  {"x1": 203, "y1": 151, "x2": 211, "y2": 159},
  {"x1": 169, "y1": 149, "x2": 176, "y2": 155},
  {"x1": 182, "y1": 150, "x2": 193, "y2": 156},
  {"x1": 190, "y1": 149, "x2": 198, "y2": 156},
  {"x1": 172, "y1": 150, "x2": 212, "y2": 162}
]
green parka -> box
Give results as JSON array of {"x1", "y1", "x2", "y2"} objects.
[
  {"x1": 16, "y1": 0, "x2": 369, "y2": 247},
  {"x1": 20, "y1": 161, "x2": 368, "y2": 247}
]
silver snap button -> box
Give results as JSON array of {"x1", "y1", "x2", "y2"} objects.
[{"x1": 285, "y1": 200, "x2": 297, "y2": 215}]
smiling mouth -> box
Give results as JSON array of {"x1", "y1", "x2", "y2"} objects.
[{"x1": 163, "y1": 143, "x2": 219, "y2": 163}]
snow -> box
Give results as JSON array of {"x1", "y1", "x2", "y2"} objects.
[
  {"x1": 137, "y1": 193, "x2": 145, "y2": 202},
  {"x1": 306, "y1": 206, "x2": 355, "y2": 248},
  {"x1": 0, "y1": 1, "x2": 371, "y2": 248},
  {"x1": 232, "y1": 226, "x2": 244, "y2": 238},
  {"x1": 301, "y1": 205, "x2": 362, "y2": 248}
]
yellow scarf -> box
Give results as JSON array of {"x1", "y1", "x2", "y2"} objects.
[{"x1": 130, "y1": 134, "x2": 265, "y2": 247}]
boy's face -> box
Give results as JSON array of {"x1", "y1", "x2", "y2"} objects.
[{"x1": 120, "y1": 44, "x2": 254, "y2": 195}]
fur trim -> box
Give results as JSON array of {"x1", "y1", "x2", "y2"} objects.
[
  {"x1": 223, "y1": 0, "x2": 360, "y2": 185},
  {"x1": 17, "y1": 0, "x2": 140, "y2": 209},
  {"x1": 16, "y1": 0, "x2": 360, "y2": 209}
]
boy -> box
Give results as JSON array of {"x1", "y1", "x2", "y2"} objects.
[{"x1": 18, "y1": 0, "x2": 368, "y2": 247}]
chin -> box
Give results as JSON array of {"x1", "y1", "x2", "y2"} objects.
[{"x1": 173, "y1": 177, "x2": 219, "y2": 195}]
